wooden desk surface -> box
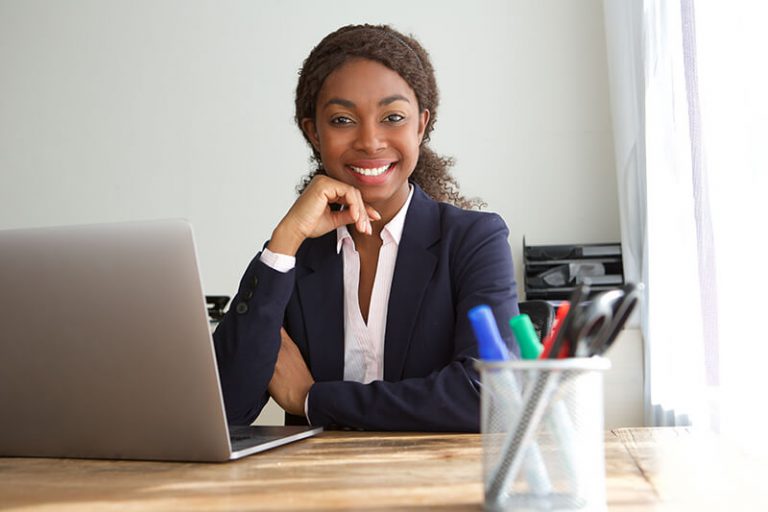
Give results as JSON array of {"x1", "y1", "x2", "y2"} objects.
[{"x1": 1, "y1": 427, "x2": 765, "y2": 511}]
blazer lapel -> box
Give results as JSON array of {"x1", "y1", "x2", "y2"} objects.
[
  {"x1": 297, "y1": 234, "x2": 345, "y2": 382},
  {"x1": 384, "y1": 185, "x2": 440, "y2": 381}
]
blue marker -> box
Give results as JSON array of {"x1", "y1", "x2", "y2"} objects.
[{"x1": 468, "y1": 305, "x2": 511, "y2": 361}]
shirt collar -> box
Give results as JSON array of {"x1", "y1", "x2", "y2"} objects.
[{"x1": 336, "y1": 184, "x2": 414, "y2": 253}]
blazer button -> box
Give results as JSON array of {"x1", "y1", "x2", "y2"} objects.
[
  {"x1": 235, "y1": 302, "x2": 248, "y2": 315},
  {"x1": 242, "y1": 289, "x2": 254, "y2": 300},
  {"x1": 253, "y1": 276, "x2": 259, "y2": 288}
]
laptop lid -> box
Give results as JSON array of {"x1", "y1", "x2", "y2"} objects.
[{"x1": 0, "y1": 219, "x2": 316, "y2": 462}]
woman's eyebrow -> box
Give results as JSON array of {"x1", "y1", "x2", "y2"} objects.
[
  {"x1": 323, "y1": 95, "x2": 411, "y2": 109},
  {"x1": 379, "y1": 94, "x2": 410, "y2": 106},
  {"x1": 324, "y1": 98, "x2": 356, "y2": 109}
]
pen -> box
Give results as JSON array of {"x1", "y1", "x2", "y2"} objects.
[
  {"x1": 547, "y1": 284, "x2": 589, "y2": 359},
  {"x1": 469, "y1": 305, "x2": 511, "y2": 361},
  {"x1": 509, "y1": 313, "x2": 544, "y2": 360},
  {"x1": 511, "y1": 311, "x2": 579, "y2": 495},
  {"x1": 486, "y1": 284, "x2": 639, "y2": 506},
  {"x1": 489, "y1": 285, "x2": 590, "y2": 501},
  {"x1": 468, "y1": 305, "x2": 552, "y2": 501},
  {"x1": 485, "y1": 364, "x2": 562, "y2": 503},
  {"x1": 540, "y1": 302, "x2": 570, "y2": 359}
]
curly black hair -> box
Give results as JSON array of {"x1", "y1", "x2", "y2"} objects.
[{"x1": 294, "y1": 24, "x2": 484, "y2": 210}]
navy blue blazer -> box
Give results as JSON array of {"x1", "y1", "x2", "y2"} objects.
[{"x1": 213, "y1": 184, "x2": 519, "y2": 432}]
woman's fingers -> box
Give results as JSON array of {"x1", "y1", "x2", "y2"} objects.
[
  {"x1": 365, "y1": 205, "x2": 382, "y2": 222},
  {"x1": 273, "y1": 175, "x2": 378, "y2": 251},
  {"x1": 350, "y1": 188, "x2": 371, "y2": 235},
  {"x1": 320, "y1": 178, "x2": 372, "y2": 235}
]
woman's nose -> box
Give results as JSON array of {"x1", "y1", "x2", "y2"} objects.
[{"x1": 353, "y1": 120, "x2": 385, "y2": 153}]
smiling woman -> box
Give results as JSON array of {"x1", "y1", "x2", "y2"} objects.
[
  {"x1": 212, "y1": 24, "x2": 520, "y2": 431},
  {"x1": 295, "y1": 24, "x2": 482, "y2": 212}
]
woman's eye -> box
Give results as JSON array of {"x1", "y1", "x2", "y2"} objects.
[
  {"x1": 331, "y1": 116, "x2": 353, "y2": 125},
  {"x1": 384, "y1": 114, "x2": 405, "y2": 123}
]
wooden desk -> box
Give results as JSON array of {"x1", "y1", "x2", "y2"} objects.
[{"x1": 1, "y1": 428, "x2": 765, "y2": 511}]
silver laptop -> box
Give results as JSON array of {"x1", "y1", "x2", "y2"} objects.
[{"x1": 0, "y1": 219, "x2": 321, "y2": 461}]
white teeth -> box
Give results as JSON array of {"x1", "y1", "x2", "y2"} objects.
[{"x1": 349, "y1": 164, "x2": 391, "y2": 176}]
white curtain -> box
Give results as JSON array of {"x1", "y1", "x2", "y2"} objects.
[
  {"x1": 603, "y1": 0, "x2": 768, "y2": 433},
  {"x1": 693, "y1": 1, "x2": 768, "y2": 436}
]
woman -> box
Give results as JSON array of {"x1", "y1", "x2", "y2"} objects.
[{"x1": 213, "y1": 24, "x2": 519, "y2": 431}]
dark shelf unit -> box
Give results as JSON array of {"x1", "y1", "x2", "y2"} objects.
[{"x1": 523, "y1": 238, "x2": 624, "y2": 300}]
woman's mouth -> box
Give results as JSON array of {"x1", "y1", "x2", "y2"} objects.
[{"x1": 348, "y1": 162, "x2": 396, "y2": 177}]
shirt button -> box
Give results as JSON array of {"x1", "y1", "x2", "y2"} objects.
[{"x1": 235, "y1": 302, "x2": 249, "y2": 315}]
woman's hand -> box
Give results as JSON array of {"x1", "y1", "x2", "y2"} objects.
[
  {"x1": 267, "y1": 175, "x2": 380, "y2": 256},
  {"x1": 268, "y1": 328, "x2": 315, "y2": 417}
]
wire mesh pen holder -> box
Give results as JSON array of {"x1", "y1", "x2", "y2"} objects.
[{"x1": 477, "y1": 357, "x2": 611, "y2": 511}]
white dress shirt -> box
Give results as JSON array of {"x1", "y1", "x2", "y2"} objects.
[{"x1": 260, "y1": 185, "x2": 414, "y2": 418}]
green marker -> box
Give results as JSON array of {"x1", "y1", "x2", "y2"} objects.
[{"x1": 509, "y1": 314, "x2": 543, "y2": 359}]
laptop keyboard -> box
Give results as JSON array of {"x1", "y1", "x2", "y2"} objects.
[
  {"x1": 226, "y1": 424, "x2": 320, "y2": 454},
  {"x1": 228, "y1": 426, "x2": 292, "y2": 451}
]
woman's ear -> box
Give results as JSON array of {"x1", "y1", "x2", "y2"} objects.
[
  {"x1": 417, "y1": 109, "x2": 430, "y2": 144},
  {"x1": 301, "y1": 118, "x2": 320, "y2": 151}
]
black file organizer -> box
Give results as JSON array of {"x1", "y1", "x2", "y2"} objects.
[
  {"x1": 523, "y1": 238, "x2": 624, "y2": 300},
  {"x1": 205, "y1": 295, "x2": 231, "y2": 323}
]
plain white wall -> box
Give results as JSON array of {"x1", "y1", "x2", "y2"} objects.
[
  {"x1": 0, "y1": 0, "x2": 619, "y2": 293},
  {"x1": 1, "y1": 0, "x2": 635, "y2": 426}
]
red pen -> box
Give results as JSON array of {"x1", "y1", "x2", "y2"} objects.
[{"x1": 540, "y1": 301, "x2": 570, "y2": 358}]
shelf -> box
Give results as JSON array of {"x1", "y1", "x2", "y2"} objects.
[{"x1": 523, "y1": 238, "x2": 624, "y2": 301}]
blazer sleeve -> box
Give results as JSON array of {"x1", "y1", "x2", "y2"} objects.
[
  {"x1": 306, "y1": 212, "x2": 519, "y2": 432},
  {"x1": 212, "y1": 253, "x2": 295, "y2": 425}
]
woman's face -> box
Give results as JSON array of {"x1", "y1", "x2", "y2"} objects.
[{"x1": 302, "y1": 58, "x2": 429, "y2": 220}]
